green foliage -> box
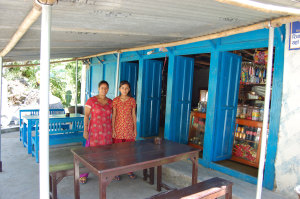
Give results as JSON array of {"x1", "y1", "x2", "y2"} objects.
[
  {"x1": 4, "y1": 60, "x2": 83, "y2": 108},
  {"x1": 50, "y1": 60, "x2": 82, "y2": 107}
]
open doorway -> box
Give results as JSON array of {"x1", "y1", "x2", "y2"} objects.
[
  {"x1": 159, "y1": 57, "x2": 168, "y2": 138},
  {"x1": 184, "y1": 53, "x2": 211, "y2": 159},
  {"x1": 214, "y1": 47, "x2": 274, "y2": 177}
]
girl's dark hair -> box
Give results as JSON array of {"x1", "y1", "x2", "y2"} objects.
[
  {"x1": 98, "y1": 80, "x2": 109, "y2": 88},
  {"x1": 119, "y1": 80, "x2": 131, "y2": 96}
]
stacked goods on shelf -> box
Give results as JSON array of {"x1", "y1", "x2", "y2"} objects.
[
  {"x1": 188, "y1": 112, "x2": 206, "y2": 150},
  {"x1": 233, "y1": 125, "x2": 261, "y2": 163},
  {"x1": 233, "y1": 143, "x2": 256, "y2": 163},
  {"x1": 240, "y1": 62, "x2": 266, "y2": 85},
  {"x1": 189, "y1": 116, "x2": 205, "y2": 146}
]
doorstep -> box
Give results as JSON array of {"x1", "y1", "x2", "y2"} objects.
[{"x1": 1, "y1": 126, "x2": 19, "y2": 134}]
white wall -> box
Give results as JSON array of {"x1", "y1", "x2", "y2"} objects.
[
  {"x1": 1, "y1": 78, "x2": 9, "y2": 126},
  {"x1": 275, "y1": 23, "x2": 300, "y2": 199}
]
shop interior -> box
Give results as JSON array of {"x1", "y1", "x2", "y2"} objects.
[
  {"x1": 186, "y1": 53, "x2": 211, "y2": 159},
  {"x1": 158, "y1": 57, "x2": 168, "y2": 137},
  {"x1": 187, "y1": 48, "x2": 273, "y2": 177}
]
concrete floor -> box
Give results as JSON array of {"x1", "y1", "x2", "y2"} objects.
[{"x1": 0, "y1": 131, "x2": 290, "y2": 199}]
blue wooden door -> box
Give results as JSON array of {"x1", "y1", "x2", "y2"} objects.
[
  {"x1": 212, "y1": 52, "x2": 242, "y2": 161},
  {"x1": 103, "y1": 63, "x2": 117, "y2": 99},
  {"x1": 140, "y1": 59, "x2": 163, "y2": 137},
  {"x1": 90, "y1": 64, "x2": 103, "y2": 97},
  {"x1": 169, "y1": 56, "x2": 194, "y2": 144},
  {"x1": 120, "y1": 62, "x2": 138, "y2": 99}
]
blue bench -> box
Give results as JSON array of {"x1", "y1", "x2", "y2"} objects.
[
  {"x1": 19, "y1": 109, "x2": 65, "y2": 142},
  {"x1": 31, "y1": 117, "x2": 85, "y2": 163}
]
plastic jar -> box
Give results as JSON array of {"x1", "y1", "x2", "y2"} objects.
[
  {"x1": 236, "y1": 105, "x2": 241, "y2": 118},
  {"x1": 240, "y1": 105, "x2": 247, "y2": 119},
  {"x1": 246, "y1": 106, "x2": 253, "y2": 120},
  {"x1": 259, "y1": 108, "x2": 264, "y2": 121},
  {"x1": 252, "y1": 107, "x2": 260, "y2": 121}
]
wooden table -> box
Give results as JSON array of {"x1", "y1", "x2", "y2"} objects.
[{"x1": 72, "y1": 139, "x2": 200, "y2": 199}]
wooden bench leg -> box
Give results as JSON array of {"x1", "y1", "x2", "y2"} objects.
[
  {"x1": 149, "y1": 167, "x2": 154, "y2": 185},
  {"x1": 225, "y1": 184, "x2": 233, "y2": 199},
  {"x1": 157, "y1": 166, "x2": 162, "y2": 192},
  {"x1": 143, "y1": 168, "x2": 154, "y2": 185},
  {"x1": 143, "y1": 169, "x2": 147, "y2": 181},
  {"x1": 49, "y1": 173, "x2": 58, "y2": 199}
]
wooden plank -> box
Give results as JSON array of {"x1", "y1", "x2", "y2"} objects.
[
  {"x1": 236, "y1": 118, "x2": 263, "y2": 128},
  {"x1": 148, "y1": 177, "x2": 233, "y2": 199}
]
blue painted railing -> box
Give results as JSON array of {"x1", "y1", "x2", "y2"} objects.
[
  {"x1": 31, "y1": 117, "x2": 85, "y2": 163},
  {"x1": 19, "y1": 109, "x2": 65, "y2": 142}
]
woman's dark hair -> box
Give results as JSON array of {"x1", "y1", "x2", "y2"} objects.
[
  {"x1": 119, "y1": 80, "x2": 131, "y2": 96},
  {"x1": 98, "y1": 80, "x2": 109, "y2": 88}
]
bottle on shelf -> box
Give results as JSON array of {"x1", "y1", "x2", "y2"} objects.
[
  {"x1": 252, "y1": 107, "x2": 260, "y2": 121},
  {"x1": 240, "y1": 105, "x2": 247, "y2": 119},
  {"x1": 246, "y1": 106, "x2": 253, "y2": 120}
]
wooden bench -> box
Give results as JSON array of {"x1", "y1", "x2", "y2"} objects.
[
  {"x1": 49, "y1": 163, "x2": 88, "y2": 199},
  {"x1": 49, "y1": 165, "x2": 154, "y2": 199},
  {"x1": 148, "y1": 177, "x2": 233, "y2": 199}
]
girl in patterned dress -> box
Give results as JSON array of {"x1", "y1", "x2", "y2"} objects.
[
  {"x1": 79, "y1": 80, "x2": 113, "y2": 184},
  {"x1": 112, "y1": 80, "x2": 137, "y2": 180}
]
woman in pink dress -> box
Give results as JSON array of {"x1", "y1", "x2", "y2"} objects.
[
  {"x1": 112, "y1": 80, "x2": 137, "y2": 180},
  {"x1": 79, "y1": 80, "x2": 113, "y2": 184}
]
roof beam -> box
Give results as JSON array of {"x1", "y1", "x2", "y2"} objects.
[
  {"x1": 0, "y1": 0, "x2": 57, "y2": 58},
  {"x1": 3, "y1": 58, "x2": 76, "y2": 68},
  {"x1": 0, "y1": 3, "x2": 41, "y2": 57},
  {"x1": 78, "y1": 16, "x2": 300, "y2": 60}
]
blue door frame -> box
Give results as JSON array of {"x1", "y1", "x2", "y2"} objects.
[{"x1": 86, "y1": 26, "x2": 285, "y2": 190}]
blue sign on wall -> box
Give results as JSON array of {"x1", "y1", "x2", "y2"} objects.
[{"x1": 289, "y1": 21, "x2": 300, "y2": 50}]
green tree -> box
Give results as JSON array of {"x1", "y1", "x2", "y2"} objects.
[{"x1": 3, "y1": 60, "x2": 82, "y2": 108}]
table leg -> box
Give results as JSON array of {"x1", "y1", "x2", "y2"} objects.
[
  {"x1": 191, "y1": 155, "x2": 198, "y2": 185},
  {"x1": 99, "y1": 175, "x2": 109, "y2": 199},
  {"x1": 157, "y1": 166, "x2": 162, "y2": 191},
  {"x1": 74, "y1": 157, "x2": 80, "y2": 199}
]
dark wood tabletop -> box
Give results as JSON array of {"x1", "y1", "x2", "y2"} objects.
[{"x1": 72, "y1": 139, "x2": 200, "y2": 199}]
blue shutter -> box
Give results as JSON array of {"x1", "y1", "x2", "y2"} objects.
[
  {"x1": 90, "y1": 64, "x2": 103, "y2": 97},
  {"x1": 212, "y1": 52, "x2": 242, "y2": 161},
  {"x1": 169, "y1": 56, "x2": 194, "y2": 144},
  {"x1": 120, "y1": 62, "x2": 138, "y2": 99},
  {"x1": 103, "y1": 63, "x2": 117, "y2": 99},
  {"x1": 140, "y1": 59, "x2": 163, "y2": 137}
]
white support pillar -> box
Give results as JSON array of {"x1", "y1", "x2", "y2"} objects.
[
  {"x1": 75, "y1": 59, "x2": 78, "y2": 114},
  {"x1": 39, "y1": 4, "x2": 52, "y2": 199},
  {"x1": 81, "y1": 63, "x2": 86, "y2": 105},
  {"x1": 256, "y1": 24, "x2": 274, "y2": 199},
  {"x1": 114, "y1": 53, "x2": 120, "y2": 97},
  {"x1": 0, "y1": 56, "x2": 3, "y2": 172}
]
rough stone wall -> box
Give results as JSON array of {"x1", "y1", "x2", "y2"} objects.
[{"x1": 275, "y1": 23, "x2": 300, "y2": 199}]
